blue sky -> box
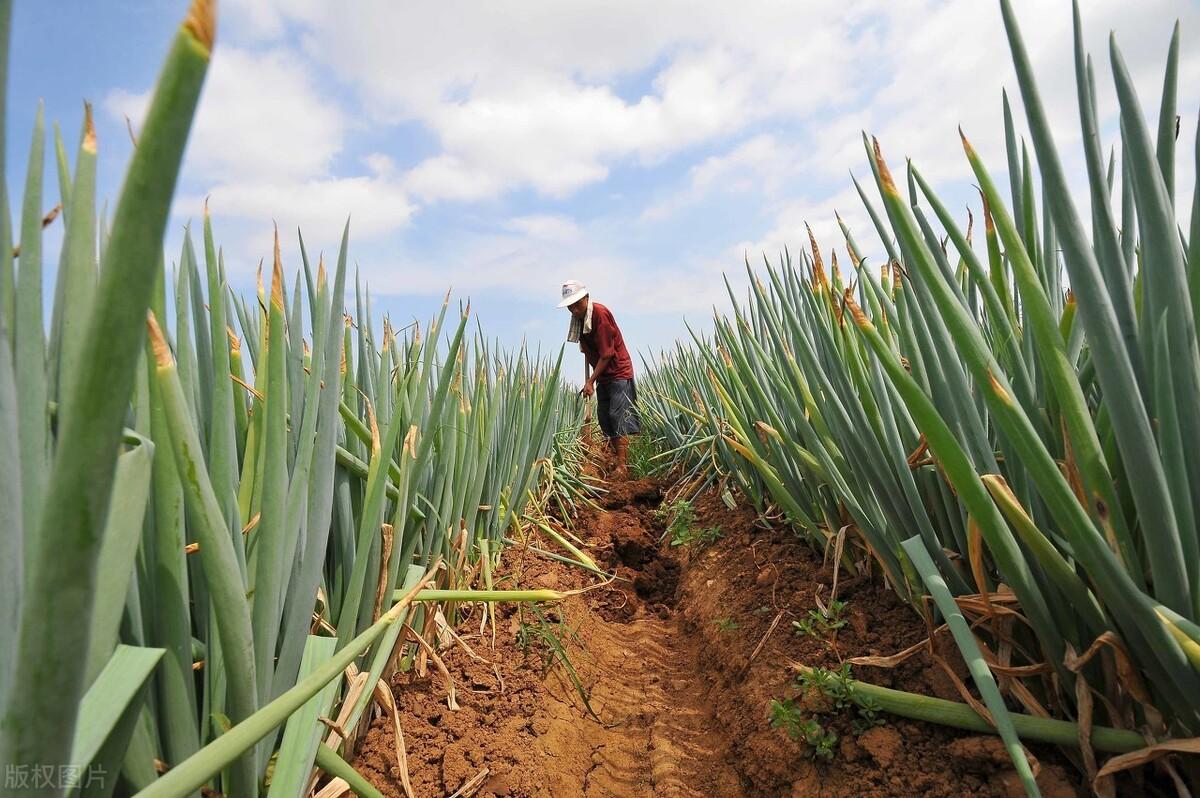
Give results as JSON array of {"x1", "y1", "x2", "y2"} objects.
[{"x1": 8, "y1": 0, "x2": 1200, "y2": 368}]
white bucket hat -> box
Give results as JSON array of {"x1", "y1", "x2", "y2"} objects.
[{"x1": 557, "y1": 279, "x2": 589, "y2": 308}]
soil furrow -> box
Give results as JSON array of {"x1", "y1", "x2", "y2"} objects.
[{"x1": 354, "y1": 473, "x2": 1083, "y2": 797}]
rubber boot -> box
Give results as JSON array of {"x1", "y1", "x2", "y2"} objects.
[{"x1": 613, "y1": 436, "x2": 629, "y2": 480}]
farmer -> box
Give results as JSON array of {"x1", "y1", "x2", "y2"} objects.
[{"x1": 558, "y1": 280, "x2": 640, "y2": 477}]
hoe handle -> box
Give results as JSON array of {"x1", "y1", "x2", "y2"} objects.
[{"x1": 582, "y1": 358, "x2": 593, "y2": 423}]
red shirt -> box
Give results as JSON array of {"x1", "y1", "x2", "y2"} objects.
[{"x1": 580, "y1": 302, "x2": 634, "y2": 383}]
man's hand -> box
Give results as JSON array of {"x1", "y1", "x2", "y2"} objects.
[{"x1": 584, "y1": 353, "x2": 611, "y2": 398}]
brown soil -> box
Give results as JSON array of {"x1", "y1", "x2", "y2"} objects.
[{"x1": 352, "y1": 469, "x2": 1085, "y2": 797}]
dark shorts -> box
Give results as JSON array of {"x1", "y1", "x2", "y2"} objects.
[{"x1": 597, "y1": 378, "x2": 641, "y2": 439}]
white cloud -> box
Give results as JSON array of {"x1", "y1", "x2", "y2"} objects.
[
  {"x1": 673, "y1": 0, "x2": 1200, "y2": 298},
  {"x1": 108, "y1": 43, "x2": 414, "y2": 259},
  {"x1": 688, "y1": 135, "x2": 793, "y2": 194},
  {"x1": 103, "y1": 89, "x2": 148, "y2": 131},
  {"x1": 642, "y1": 134, "x2": 802, "y2": 220},
  {"x1": 221, "y1": 0, "x2": 309, "y2": 41},
  {"x1": 180, "y1": 175, "x2": 414, "y2": 240},
  {"x1": 503, "y1": 214, "x2": 580, "y2": 242},
  {"x1": 109, "y1": 46, "x2": 346, "y2": 183},
  {"x1": 403, "y1": 154, "x2": 514, "y2": 203},
  {"x1": 403, "y1": 58, "x2": 769, "y2": 201},
  {"x1": 363, "y1": 153, "x2": 396, "y2": 176},
  {"x1": 214, "y1": 0, "x2": 864, "y2": 202},
  {"x1": 350, "y1": 226, "x2": 740, "y2": 325},
  {"x1": 103, "y1": 0, "x2": 1200, "y2": 351},
  {"x1": 141, "y1": 2, "x2": 1200, "y2": 215},
  {"x1": 735, "y1": 184, "x2": 884, "y2": 272}
]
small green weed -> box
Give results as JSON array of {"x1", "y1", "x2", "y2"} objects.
[
  {"x1": 656, "y1": 498, "x2": 722, "y2": 548},
  {"x1": 714, "y1": 617, "x2": 739, "y2": 632},
  {"x1": 791, "y1": 599, "x2": 848, "y2": 638},
  {"x1": 670, "y1": 523, "x2": 723, "y2": 548},
  {"x1": 800, "y1": 662, "x2": 855, "y2": 710},
  {"x1": 769, "y1": 663, "x2": 885, "y2": 760},
  {"x1": 769, "y1": 699, "x2": 838, "y2": 759},
  {"x1": 654, "y1": 499, "x2": 695, "y2": 542},
  {"x1": 851, "y1": 694, "x2": 885, "y2": 735},
  {"x1": 798, "y1": 663, "x2": 886, "y2": 733},
  {"x1": 769, "y1": 697, "x2": 804, "y2": 732}
]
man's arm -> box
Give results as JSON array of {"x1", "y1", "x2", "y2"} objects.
[
  {"x1": 582, "y1": 307, "x2": 616, "y2": 396},
  {"x1": 582, "y1": 354, "x2": 611, "y2": 396}
]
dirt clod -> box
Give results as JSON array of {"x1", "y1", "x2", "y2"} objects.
[
  {"x1": 859, "y1": 725, "x2": 902, "y2": 768},
  {"x1": 946, "y1": 735, "x2": 1015, "y2": 767}
]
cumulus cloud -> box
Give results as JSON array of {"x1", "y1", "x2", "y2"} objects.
[
  {"x1": 223, "y1": 0, "x2": 1200, "y2": 211},
  {"x1": 211, "y1": 0, "x2": 865, "y2": 202},
  {"x1": 108, "y1": 46, "x2": 347, "y2": 183},
  {"x1": 503, "y1": 214, "x2": 581, "y2": 242},
  {"x1": 103, "y1": 0, "x2": 1200, "y2": 349},
  {"x1": 179, "y1": 176, "x2": 414, "y2": 240},
  {"x1": 403, "y1": 154, "x2": 510, "y2": 203},
  {"x1": 108, "y1": 43, "x2": 415, "y2": 256},
  {"x1": 641, "y1": 134, "x2": 804, "y2": 220},
  {"x1": 637, "y1": 0, "x2": 1200, "y2": 290},
  {"x1": 122, "y1": 1, "x2": 1200, "y2": 216}
]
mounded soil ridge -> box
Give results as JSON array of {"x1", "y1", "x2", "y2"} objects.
[{"x1": 353, "y1": 472, "x2": 1084, "y2": 797}]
